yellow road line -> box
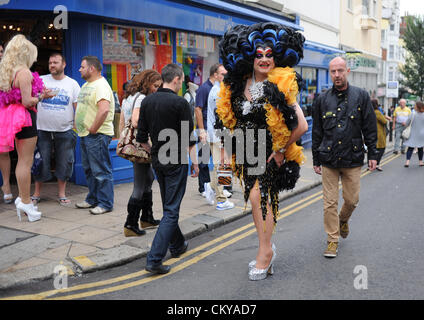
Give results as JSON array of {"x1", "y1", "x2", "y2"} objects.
[
  {"x1": 50, "y1": 195, "x2": 325, "y2": 300},
  {"x1": 3, "y1": 153, "x2": 400, "y2": 300}
]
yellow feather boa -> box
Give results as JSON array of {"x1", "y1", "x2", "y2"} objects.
[{"x1": 216, "y1": 67, "x2": 305, "y2": 166}]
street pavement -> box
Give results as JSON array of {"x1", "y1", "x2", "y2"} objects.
[{"x1": 0, "y1": 140, "x2": 394, "y2": 290}]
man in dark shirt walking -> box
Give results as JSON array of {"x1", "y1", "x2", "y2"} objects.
[{"x1": 137, "y1": 63, "x2": 199, "y2": 274}]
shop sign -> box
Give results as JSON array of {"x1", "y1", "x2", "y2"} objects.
[
  {"x1": 204, "y1": 16, "x2": 235, "y2": 33},
  {"x1": 386, "y1": 81, "x2": 399, "y2": 98},
  {"x1": 346, "y1": 54, "x2": 377, "y2": 70}
]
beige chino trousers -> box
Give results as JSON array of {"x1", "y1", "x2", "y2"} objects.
[{"x1": 322, "y1": 166, "x2": 361, "y2": 243}]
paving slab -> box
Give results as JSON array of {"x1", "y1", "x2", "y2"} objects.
[{"x1": 0, "y1": 227, "x2": 35, "y2": 248}]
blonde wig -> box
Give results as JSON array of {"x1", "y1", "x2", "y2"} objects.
[{"x1": 0, "y1": 34, "x2": 38, "y2": 92}]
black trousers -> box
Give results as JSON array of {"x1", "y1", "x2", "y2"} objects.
[
  {"x1": 376, "y1": 148, "x2": 385, "y2": 165},
  {"x1": 197, "y1": 146, "x2": 210, "y2": 193}
]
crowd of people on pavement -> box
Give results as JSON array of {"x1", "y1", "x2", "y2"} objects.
[{"x1": 0, "y1": 25, "x2": 423, "y2": 279}]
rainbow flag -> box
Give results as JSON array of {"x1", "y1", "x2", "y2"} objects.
[
  {"x1": 127, "y1": 28, "x2": 134, "y2": 44},
  {"x1": 164, "y1": 30, "x2": 171, "y2": 45},
  {"x1": 104, "y1": 63, "x2": 130, "y2": 102},
  {"x1": 155, "y1": 30, "x2": 160, "y2": 45},
  {"x1": 113, "y1": 26, "x2": 119, "y2": 42}
]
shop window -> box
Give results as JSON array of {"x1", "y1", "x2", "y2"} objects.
[
  {"x1": 299, "y1": 67, "x2": 317, "y2": 117},
  {"x1": 102, "y1": 24, "x2": 173, "y2": 103},
  {"x1": 176, "y1": 31, "x2": 219, "y2": 93}
]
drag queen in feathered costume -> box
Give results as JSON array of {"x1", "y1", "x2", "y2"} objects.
[{"x1": 215, "y1": 22, "x2": 308, "y2": 280}]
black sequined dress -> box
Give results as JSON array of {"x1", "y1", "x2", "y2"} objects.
[{"x1": 229, "y1": 82, "x2": 301, "y2": 223}]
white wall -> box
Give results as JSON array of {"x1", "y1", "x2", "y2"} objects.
[{"x1": 281, "y1": 0, "x2": 340, "y2": 47}]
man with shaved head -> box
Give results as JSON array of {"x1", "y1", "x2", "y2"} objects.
[
  {"x1": 312, "y1": 56, "x2": 378, "y2": 258},
  {"x1": 392, "y1": 98, "x2": 411, "y2": 154}
]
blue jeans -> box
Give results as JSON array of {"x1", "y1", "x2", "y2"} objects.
[
  {"x1": 34, "y1": 129, "x2": 77, "y2": 182},
  {"x1": 80, "y1": 134, "x2": 114, "y2": 210},
  {"x1": 146, "y1": 164, "x2": 188, "y2": 266}
]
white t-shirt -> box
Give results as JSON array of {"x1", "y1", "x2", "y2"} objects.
[
  {"x1": 121, "y1": 93, "x2": 146, "y2": 123},
  {"x1": 207, "y1": 81, "x2": 220, "y2": 143},
  {"x1": 37, "y1": 74, "x2": 81, "y2": 132}
]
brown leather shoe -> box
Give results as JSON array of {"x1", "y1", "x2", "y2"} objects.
[{"x1": 324, "y1": 241, "x2": 338, "y2": 258}]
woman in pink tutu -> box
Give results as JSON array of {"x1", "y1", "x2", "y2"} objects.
[{"x1": 0, "y1": 35, "x2": 54, "y2": 222}]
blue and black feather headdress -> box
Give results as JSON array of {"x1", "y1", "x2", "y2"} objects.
[{"x1": 219, "y1": 22, "x2": 305, "y2": 96}]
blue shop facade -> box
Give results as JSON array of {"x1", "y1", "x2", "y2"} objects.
[{"x1": 0, "y1": 0, "x2": 343, "y2": 186}]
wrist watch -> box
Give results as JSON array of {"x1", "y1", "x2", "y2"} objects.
[{"x1": 278, "y1": 147, "x2": 286, "y2": 154}]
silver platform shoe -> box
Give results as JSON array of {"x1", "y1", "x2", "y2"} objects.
[
  {"x1": 248, "y1": 245, "x2": 277, "y2": 281},
  {"x1": 248, "y1": 243, "x2": 276, "y2": 270}
]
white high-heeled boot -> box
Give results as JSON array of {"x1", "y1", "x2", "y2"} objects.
[
  {"x1": 16, "y1": 199, "x2": 41, "y2": 222},
  {"x1": 15, "y1": 197, "x2": 38, "y2": 211}
]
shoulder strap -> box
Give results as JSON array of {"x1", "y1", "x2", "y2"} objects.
[
  {"x1": 187, "y1": 91, "x2": 193, "y2": 102},
  {"x1": 131, "y1": 92, "x2": 142, "y2": 110}
]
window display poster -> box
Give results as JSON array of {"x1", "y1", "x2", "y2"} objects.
[
  {"x1": 152, "y1": 45, "x2": 173, "y2": 73},
  {"x1": 181, "y1": 50, "x2": 204, "y2": 86}
]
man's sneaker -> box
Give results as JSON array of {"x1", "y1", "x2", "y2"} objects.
[
  {"x1": 89, "y1": 206, "x2": 111, "y2": 215},
  {"x1": 223, "y1": 189, "x2": 233, "y2": 198},
  {"x1": 216, "y1": 200, "x2": 235, "y2": 211},
  {"x1": 201, "y1": 191, "x2": 206, "y2": 198},
  {"x1": 340, "y1": 220, "x2": 349, "y2": 239},
  {"x1": 204, "y1": 183, "x2": 215, "y2": 206},
  {"x1": 75, "y1": 201, "x2": 95, "y2": 209},
  {"x1": 324, "y1": 241, "x2": 338, "y2": 258}
]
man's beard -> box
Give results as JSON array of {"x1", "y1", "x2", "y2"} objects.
[{"x1": 50, "y1": 68, "x2": 64, "y2": 76}]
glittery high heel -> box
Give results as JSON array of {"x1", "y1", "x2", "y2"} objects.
[
  {"x1": 248, "y1": 247, "x2": 276, "y2": 281},
  {"x1": 16, "y1": 200, "x2": 41, "y2": 222},
  {"x1": 248, "y1": 243, "x2": 276, "y2": 270}
]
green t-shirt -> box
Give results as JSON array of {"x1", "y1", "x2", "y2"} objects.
[{"x1": 75, "y1": 77, "x2": 115, "y2": 137}]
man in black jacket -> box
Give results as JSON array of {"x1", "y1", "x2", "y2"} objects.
[
  {"x1": 137, "y1": 64, "x2": 199, "y2": 274},
  {"x1": 312, "y1": 57, "x2": 378, "y2": 258}
]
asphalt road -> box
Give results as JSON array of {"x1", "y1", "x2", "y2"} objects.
[{"x1": 2, "y1": 152, "x2": 423, "y2": 302}]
